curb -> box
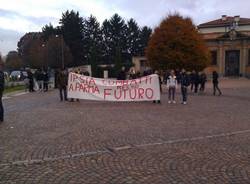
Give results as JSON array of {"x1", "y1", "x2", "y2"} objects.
[{"x1": 3, "y1": 90, "x2": 29, "y2": 100}]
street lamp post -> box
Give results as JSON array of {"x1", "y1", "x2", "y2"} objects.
[
  {"x1": 56, "y1": 35, "x2": 64, "y2": 69},
  {"x1": 41, "y1": 44, "x2": 48, "y2": 69}
]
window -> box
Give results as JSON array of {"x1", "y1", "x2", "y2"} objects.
[{"x1": 210, "y1": 51, "x2": 217, "y2": 65}]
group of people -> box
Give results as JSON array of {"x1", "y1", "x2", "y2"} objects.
[
  {"x1": 0, "y1": 64, "x2": 224, "y2": 123},
  {"x1": 117, "y1": 67, "x2": 222, "y2": 105},
  {"x1": 26, "y1": 69, "x2": 49, "y2": 92},
  {"x1": 165, "y1": 69, "x2": 222, "y2": 105},
  {"x1": 165, "y1": 69, "x2": 190, "y2": 105},
  {"x1": 56, "y1": 67, "x2": 222, "y2": 105},
  {"x1": 0, "y1": 67, "x2": 51, "y2": 123},
  {"x1": 189, "y1": 70, "x2": 207, "y2": 93}
]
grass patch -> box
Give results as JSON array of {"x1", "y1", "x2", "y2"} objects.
[{"x1": 4, "y1": 85, "x2": 26, "y2": 94}]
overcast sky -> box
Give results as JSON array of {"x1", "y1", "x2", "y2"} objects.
[{"x1": 1, "y1": 0, "x2": 250, "y2": 56}]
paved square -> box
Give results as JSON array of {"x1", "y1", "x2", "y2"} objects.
[{"x1": 1, "y1": 79, "x2": 250, "y2": 184}]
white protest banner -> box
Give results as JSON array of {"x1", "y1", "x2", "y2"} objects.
[{"x1": 67, "y1": 73, "x2": 160, "y2": 102}]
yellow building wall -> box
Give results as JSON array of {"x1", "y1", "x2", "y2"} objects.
[
  {"x1": 204, "y1": 66, "x2": 219, "y2": 76},
  {"x1": 246, "y1": 66, "x2": 250, "y2": 76}
]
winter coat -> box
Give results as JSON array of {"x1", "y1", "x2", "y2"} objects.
[
  {"x1": 212, "y1": 72, "x2": 219, "y2": 84},
  {"x1": 57, "y1": 72, "x2": 68, "y2": 88},
  {"x1": 117, "y1": 71, "x2": 126, "y2": 80},
  {"x1": 193, "y1": 73, "x2": 200, "y2": 84},
  {"x1": 180, "y1": 73, "x2": 190, "y2": 87},
  {"x1": 200, "y1": 73, "x2": 207, "y2": 84},
  {"x1": 167, "y1": 75, "x2": 177, "y2": 88}
]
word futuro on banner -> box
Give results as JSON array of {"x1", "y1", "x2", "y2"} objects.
[{"x1": 67, "y1": 73, "x2": 160, "y2": 101}]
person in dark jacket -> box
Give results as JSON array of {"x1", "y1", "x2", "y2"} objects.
[
  {"x1": 84, "y1": 71, "x2": 90, "y2": 76},
  {"x1": 175, "y1": 69, "x2": 181, "y2": 84},
  {"x1": 27, "y1": 70, "x2": 34, "y2": 92},
  {"x1": 180, "y1": 69, "x2": 190, "y2": 104},
  {"x1": 117, "y1": 67, "x2": 126, "y2": 80},
  {"x1": 193, "y1": 71, "x2": 200, "y2": 94},
  {"x1": 199, "y1": 72, "x2": 207, "y2": 92},
  {"x1": 56, "y1": 69, "x2": 68, "y2": 101},
  {"x1": 190, "y1": 70, "x2": 195, "y2": 92},
  {"x1": 43, "y1": 70, "x2": 49, "y2": 92},
  {"x1": 212, "y1": 71, "x2": 222, "y2": 96},
  {"x1": 0, "y1": 63, "x2": 4, "y2": 122}
]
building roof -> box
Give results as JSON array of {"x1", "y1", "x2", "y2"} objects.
[{"x1": 198, "y1": 16, "x2": 250, "y2": 28}]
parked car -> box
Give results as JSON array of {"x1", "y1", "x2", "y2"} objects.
[{"x1": 10, "y1": 71, "x2": 28, "y2": 81}]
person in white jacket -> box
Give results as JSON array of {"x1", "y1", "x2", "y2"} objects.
[{"x1": 167, "y1": 70, "x2": 178, "y2": 104}]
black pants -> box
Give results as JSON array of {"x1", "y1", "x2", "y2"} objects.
[
  {"x1": 44, "y1": 82, "x2": 48, "y2": 92},
  {"x1": 194, "y1": 83, "x2": 199, "y2": 93},
  {"x1": 213, "y1": 83, "x2": 222, "y2": 95},
  {"x1": 29, "y1": 80, "x2": 34, "y2": 92},
  {"x1": 59, "y1": 86, "x2": 67, "y2": 101},
  {"x1": 181, "y1": 86, "x2": 188, "y2": 102},
  {"x1": 0, "y1": 91, "x2": 4, "y2": 122},
  {"x1": 200, "y1": 82, "x2": 205, "y2": 92}
]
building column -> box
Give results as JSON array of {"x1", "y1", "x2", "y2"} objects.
[
  {"x1": 219, "y1": 41, "x2": 224, "y2": 76},
  {"x1": 241, "y1": 40, "x2": 247, "y2": 76}
]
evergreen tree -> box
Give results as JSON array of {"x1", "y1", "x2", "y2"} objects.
[
  {"x1": 138, "y1": 26, "x2": 152, "y2": 56},
  {"x1": 60, "y1": 10, "x2": 85, "y2": 67},
  {"x1": 42, "y1": 23, "x2": 57, "y2": 41},
  {"x1": 126, "y1": 18, "x2": 140, "y2": 57},
  {"x1": 102, "y1": 19, "x2": 113, "y2": 64},
  {"x1": 83, "y1": 15, "x2": 103, "y2": 77},
  {"x1": 38, "y1": 11, "x2": 153, "y2": 73},
  {"x1": 102, "y1": 14, "x2": 128, "y2": 71}
]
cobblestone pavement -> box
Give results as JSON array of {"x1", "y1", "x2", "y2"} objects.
[{"x1": 0, "y1": 79, "x2": 250, "y2": 184}]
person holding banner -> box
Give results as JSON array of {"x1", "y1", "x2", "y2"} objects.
[
  {"x1": 180, "y1": 69, "x2": 190, "y2": 105},
  {"x1": 117, "y1": 67, "x2": 126, "y2": 80},
  {"x1": 57, "y1": 69, "x2": 68, "y2": 102},
  {"x1": 153, "y1": 71, "x2": 161, "y2": 104}
]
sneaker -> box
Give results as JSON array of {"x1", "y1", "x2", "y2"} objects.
[
  {"x1": 173, "y1": 101, "x2": 176, "y2": 104},
  {"x1": 183, "y1": 101, "x2": 187, "y2": 105},
  {"x1": 168, "y1": 101, "x2": 171, "y2": 104}
]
